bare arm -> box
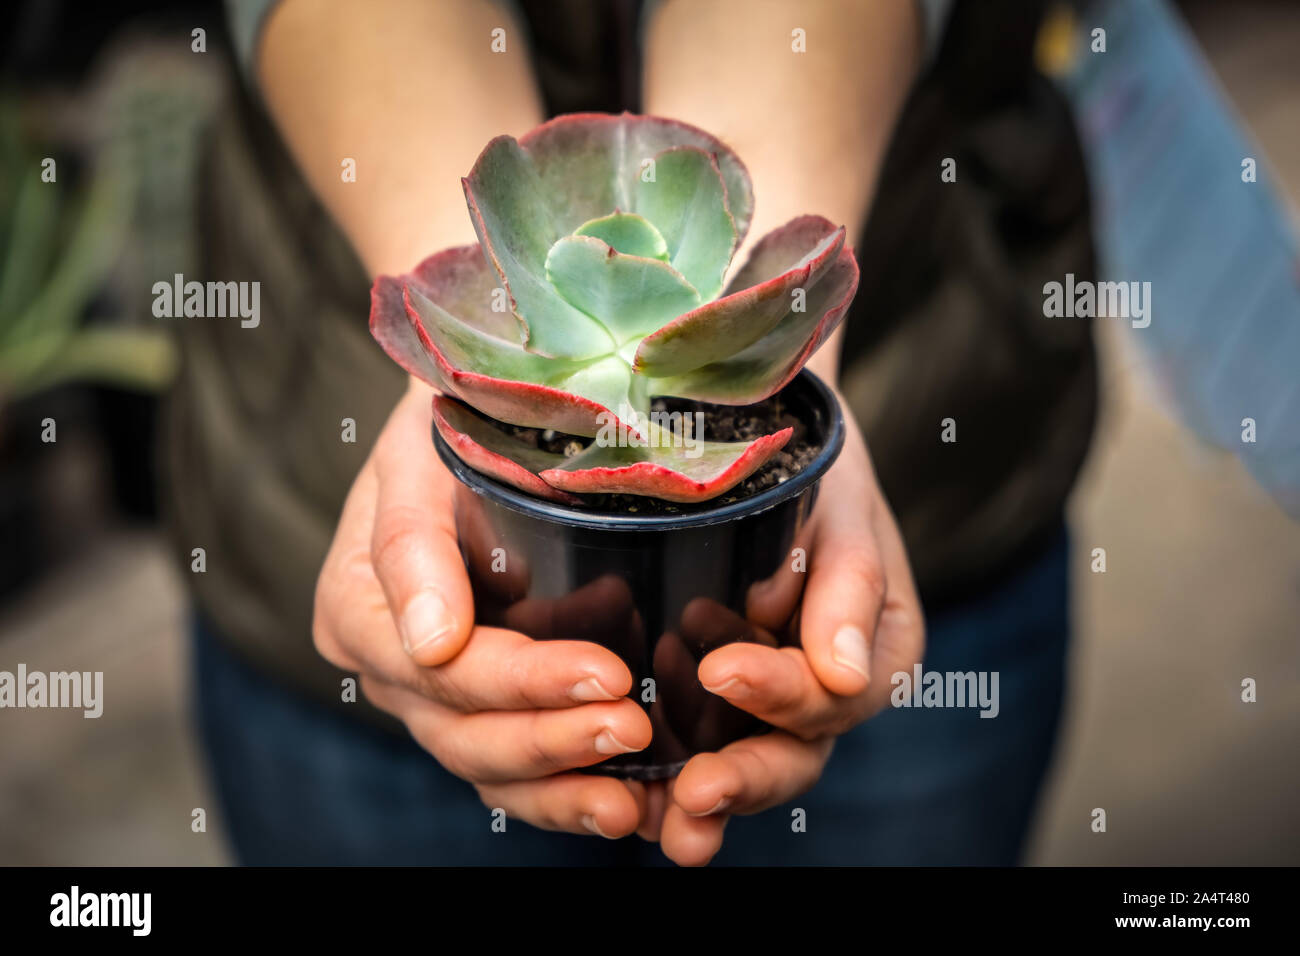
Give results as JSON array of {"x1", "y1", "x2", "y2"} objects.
[
  {"x1": 258, "y1": 0, "x2": 544, "y2": 276},
  {"x1": 644, "y1": 0, "x2": 920, "y2": 379}
]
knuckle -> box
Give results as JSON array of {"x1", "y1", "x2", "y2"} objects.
[
  {"x1": 310, "y1": 610, "x2": 347, "y2": 669},
  {"x1": 792, "y1": 719, "x2": 827, "y2": 743},
  {"x1": 524, "y1": 711, "x2": 569, "y2": 776},
  {"x1": 412, "y1": 722, "x2": 463, "y2": 778},
  {"x1": 733, "y1": 747, "x2": 776, "y2": 804},
  {"x1": 310, "y1": 600, "x2": 335, "y2": 652},
  {"x1": 497, "y1": 644, "x2": 545, "y2": 709},
  {"x1": 358, "y1": 675, "x2": 393, "y2": 713},
  {"x1": 822, "y1": 707, "x2": 859, "y2": 738},
  {"x1": 828, "y1": 547, "x2": 886, "y2": 605},
  {"x1": 421, "y1": 670, "x2": 475, "y2": 712},
  {"x1": 417, "y1": 731, "x2": 453, "y2": 772},
  {"x1": 369, "y1": 506, "x2": 430, "y2": 575},
  {"x1": 310, "y1": 566, "x2": 340, "y2": 654}
]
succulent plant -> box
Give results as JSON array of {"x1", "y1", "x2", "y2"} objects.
[{"x1": 370, "y1": 113, "x2": 858, "y2": 503}]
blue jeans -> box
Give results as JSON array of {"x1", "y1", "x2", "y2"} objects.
[{"x1": 193, "y1": 525, "x2": 1070, "y2": 865}]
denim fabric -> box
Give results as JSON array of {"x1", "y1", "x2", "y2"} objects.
[{"x1": 193, "y1": 524, "x2": 1070, "y2": 866}]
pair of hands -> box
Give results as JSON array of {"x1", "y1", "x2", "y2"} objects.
[{"x1": 313, "y1": 381, "x2": 924, "y2": 865}]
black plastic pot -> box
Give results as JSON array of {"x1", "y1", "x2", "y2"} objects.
[{"x1": 433, "y1": 369, "x2": 845, "y2": 778}]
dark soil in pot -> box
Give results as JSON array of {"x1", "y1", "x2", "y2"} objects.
[{"x1": 434, "y1": 369, "x2": 845, "y2": 778}]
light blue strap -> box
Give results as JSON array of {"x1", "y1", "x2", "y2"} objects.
[{"x1": 1058, "y1": 0, "x2": 1300, "y2": 517}]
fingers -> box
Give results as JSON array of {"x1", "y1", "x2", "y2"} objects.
[
  {"x1": 797, "y1": 426, "x2": 924, "y2": 701},
  {"x1": 316, "y1": 391, "x2": 635, "y2": 712},
  {"x1": 427, "y1": 629, "x2": 635, "y2": 710},
  {"x1": 317, "y1": 388, "x2": 661, "y2": 842},
  {"x1": 442, "y1": 703, "x2": 654, "y2": 783},
  {"x1": 659, "y1": 733, "x2": 833, "y2": 866},
  {"x1": 312, "y1": 458, "x2": 382, "y2": 674},
  {"x1": 798, "y1": 481, "x2": 886, "y2": 698},
  {"x1": 697, "y1": 643, "x2": 855, "y2": 739},
  {"x1": 318, "y1": 479, "x2": 636, "y2": 712},
  {"x1": 357, "y1": 624, "x2": 636, "y2": 712},
  {"x1": 674, "y1": 733, "x2": 834, "y2": 817},
  {"x1": 697, "y1": 505, "x2": 925, "y2": 736},
  {"x1": 362, "y1": 678, "x2": 653, "y2": 783},
  {"x1": 476, "y1": 775, "x2": 645, "y2": 839},
  {"x1": 369, "y1": 390, "x2": 476, "y2": 666},
  {"x1": 863, "y1": 501, "x2": 926, "y2": 704},
  {"x1": 636, "y1": 780, "x2": 669, "y2": 843},
  {"x1": 698, "y1": 429, "x2": 925, "y2": 737}
]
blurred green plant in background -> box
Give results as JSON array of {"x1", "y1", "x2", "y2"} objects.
[
  {"x1": 0, "y1": 37, "x2": 221, "y2": 406},
  {"x1": 0, "y1": 98, "x2": 174, "y2": 402}
]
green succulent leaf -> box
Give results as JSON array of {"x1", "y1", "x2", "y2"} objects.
[
  {"x1": 652, "y1": 239, "x2": 860, "y2": 405},
  {"x1": 632, "y1": 146, "x2": 736, "y2": 301},
  {"x1": 462, "y1": 136, "x2": 614, "y2": 359},
  {"x1": 634, "y1": 217, "x2": 846, "y2": 378},
  {"x1": 518, "y1": 112, "x2": 755, "y2": 243},
  {"x1": 573, "y1": 212, "x2": 668, "y2": 260},
  {"x1": 432, "y1": 396, "x2": 579, "y2": 504},
  {"x1": 545, "y1": 235, "x2": 701, "y2": 344},
  {"x1": 405, "y1": 284, "x2": 578, "y2": 383},
  {"x1": 405, "y1": 283, "x2": 642, "y2": 437},
  {"x1": 370, "y1": 244, "x2": 520, "y2": 392},
  {"x1": 369, "y1": 272, "x2": 449, "y2": 388}
]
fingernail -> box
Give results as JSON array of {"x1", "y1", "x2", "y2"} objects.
[
  {"x1": 401, "y1": 589, "x2": 455, "y2": 654},
  {"x1": 701, "y1": 676, "x2": 748, "y2": 699},
  {"x1": 581, "y1": 814, "x2": 612, "y2": 838},
  {"x1": 569, "y1": 677, "x2": 618, "y2": 702},
  {"x1": 594, "y1": 728, "x2": 638, "y2": 755},
  {"x1": 687, "y1": 796, "x2": 731, "y2": 818},
  {"x1": 831, "y1": 624, "x2": 871, "y2": 682}
]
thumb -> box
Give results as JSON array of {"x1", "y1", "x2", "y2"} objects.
[
  {"x1": 370, "y1": 389, "x2": 475, "y2": 666},
  {"x1": 798, "y1": 437, "x2": 887, "y2": 697},
  {"x1": 800, "y1": 506, "x2": 885, "y2": 698}
]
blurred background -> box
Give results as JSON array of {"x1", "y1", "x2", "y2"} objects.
[{"x1": 0, "y1": 0, "x2": 1296, "y2": 865}]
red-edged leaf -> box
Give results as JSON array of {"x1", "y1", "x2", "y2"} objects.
[
  {"x1": 432, "y1": 396, "x2": 580, "y2": 504},
  {"x1": 650, "y1": 244, "x2": 860, "y2": 405},
  {"x1": 540, "y1": 428, "x2": 792, "y2": 503},
  {"x1": 405, "y1": 286, "x2": 642, "y2": 438},
  {"x1": 406, "y1": 244, "x2": 523, "y2": 341},
  {"x1": 634, "y1": 216, "x2": 846, "y2": 377},
  {"x1": 631, "y1": 146, "x2": 737, "y2": 301},
  {"x1": 370, "y1": 275, "x2": 446, "y2": 389},
  {"x1": 462, "y1": 136, "x2": 616, "y2": 358},
  {"x1": 369, "y1": 244, "x2": 520, "y2": 388}
]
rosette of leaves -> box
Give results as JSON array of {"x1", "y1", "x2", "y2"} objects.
[{"x1": 371, "y1": 113, "x2": 858, "y2": 503}]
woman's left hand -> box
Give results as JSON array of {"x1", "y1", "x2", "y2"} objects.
[{"x1": 648, "y1": 401, "x2": 925, "y2": 865}]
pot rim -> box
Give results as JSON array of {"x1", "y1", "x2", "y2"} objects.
[{"x1": 432, "y1": 368, "x2": 846, "y2": 532}]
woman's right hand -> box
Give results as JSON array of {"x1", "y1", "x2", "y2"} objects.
[{"x1": 312, "y1": 380, "x2": 654, "y2": 838}]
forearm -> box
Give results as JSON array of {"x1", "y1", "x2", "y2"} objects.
[
  {"x1": 643, "y1": 0, "x2": 920, "y2": 381},
  {"x1": 257, "y1": 0, "x2": 544, "y2": 277}
]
